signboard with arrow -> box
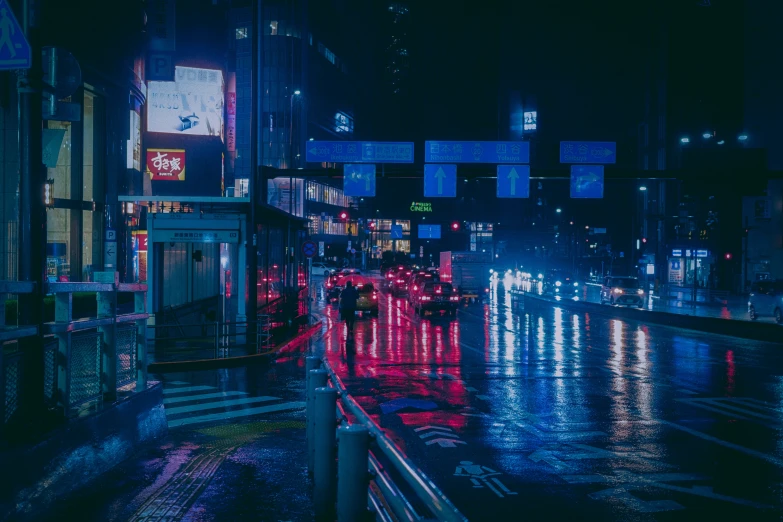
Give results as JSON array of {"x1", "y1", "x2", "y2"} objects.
[
  {"x1": 343, "y1": 164, "x2": 376, "y2": 197},
  {"x1": 560, "y1": 141, "x2": 616, "y2": 164},
  {"x1": 496, "y1": 165, "x2": 530, "y2": 198},
  {"x1": 424, "y1": 164, "x2": 457, "y2": 197}
]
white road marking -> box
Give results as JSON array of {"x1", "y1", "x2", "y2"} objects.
[
  {"x1": 659, "y1": 419, "x2": 783, "y2": 468},
  {"x1": 162, "y1": 385, "x2": 216, "y2": 395},
  {"x1": 164, "y1": 396, "x2": 280, "y2": 416},
  {"x1": 163, "y1": 391, "x2": 248, "y2": 405},
  {"x1": 167, "y1": 401, "x2": 305, "y2": 428}
]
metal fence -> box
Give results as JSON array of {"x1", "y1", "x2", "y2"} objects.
[
  {"x1": 69, "y1": 330, "x2": 103, "y2": 406},
  {"x1": 116, "y1": 324, "x2": 137, "y2": 388},
  {"x1": 306, "y1": 356, "x2": 467, "y2": 522},
  {"x1": 43, "y1": 337, "x2": 58, "y2": 405},
  {"x1": 2, "y1": 351, "x2": 21, "y2": 424}
]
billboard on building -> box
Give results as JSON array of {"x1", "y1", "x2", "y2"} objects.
[
  {"x1": 146, "y1": 149, "x2": 186, "y2": 180},
  {"x1": 147, "y1": 66, "x2": 225, "y2": 138},
  {"x1": 227, "y1": 73, "x2": 236, "y2": 152}
]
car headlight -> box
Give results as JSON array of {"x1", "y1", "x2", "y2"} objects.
[
  {"x1": 637, "y1": 289, "x2": 644, "y2": 295},
  {"x1": 574, "y1": 282, "x2": 579, "y2": 287},
  {"x1": 613, "y1": 288, "x2": 623, "y2": 294},
  {"x1": 555, "y1": 281, "x2": 562, "y2": 287},
  {"x1": 538, "y1": 273, "x2": 544, "y2": 279}
]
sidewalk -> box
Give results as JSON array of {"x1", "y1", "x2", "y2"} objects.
[{"x1": 27, "y1": 361, "x2": 315, "y2": 522}]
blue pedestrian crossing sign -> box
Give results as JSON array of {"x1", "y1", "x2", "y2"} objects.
[
  {"x1": 570, "y1": 165, "x2": 604, "y2": 199},
  {"x1": 424, "y1": 164, "x2": 457, "y2": 198},
  {"x1": 343, "y1": 164, "x2": 376, "y2": 197},
  {"x1": 496, "y1": 165, "x2": 530, "y2": 198},
  {"x1": 390, "y1": 224, "x2": 403, "y2": 239},
  {"x1": 0, "y1": 0, "x2": 30, "y2": 70}
]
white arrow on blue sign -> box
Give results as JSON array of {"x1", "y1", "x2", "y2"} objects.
[
  {"x1": 424, "y1": 164, "x2": 457, "y2": 198},
  {"x1": 496, "y1": 165, "x2": 530, "y2": 198},
  {"x1": 0, "y1": 0, "x2": 31, "y2": 70},
  {"x1": 570, "y1": 165, "x2": 604, "y2": 199},
  {"x1": 343, "y1": 164, "x2": 376, "y2": 197},
  {"x1": 560, "y1": 141, "x2": 616, "y2": 164}
]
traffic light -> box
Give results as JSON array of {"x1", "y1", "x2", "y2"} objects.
[
  {"x1": 642, "y1": 237, "x2": 647, "y2": 244},
  {"x1": 368, "y1": 220, "x2": 376, "y2": 230},
  {"x1": 451, "y1": 221, "x2": 460, "y2": 231},
  {"x1": 725, "y1": 252, "x2": 733, "y2": 260},
  {"x1": 339, "y1": 210, "x2": 349, "y2": 221}
]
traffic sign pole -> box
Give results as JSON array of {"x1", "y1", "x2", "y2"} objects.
[{"x1": 16, "y1": 0, "x2": 46, "y2": 422}]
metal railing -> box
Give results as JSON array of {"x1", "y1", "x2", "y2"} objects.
[
  {"x1": 45, "y1": 279, "x2": 148, "y2": 413},
  {"x1": 1, "y1": 278, "x2": 148, "y2": 427},
  {"x1": 148, "y1": 319, "x2": 273, "y2": 362},
  {"x1": 306, "y1": 356, "x2": 467, "y2": 522}
]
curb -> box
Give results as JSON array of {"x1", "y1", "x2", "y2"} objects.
[
  {"x1": 148, "y1": 320, "x2": 324, "y2": 373},
  {"x1": 518, "y1": 293, "x2": 783, "y2": 343}
]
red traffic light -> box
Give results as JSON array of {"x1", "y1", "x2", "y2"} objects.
[
  {"x1": 725, "y1": 252, "x2": 733, "y2": 260},
  {"x1": 369, "y1": 221, "x2": 376, "y2": 229},
  {"x1": 451, "y1": 221, "x2": 460, "y2": 231},
  {"x1": 339, "y1": 211, "x2": 348, "y2": 220},
  {"x1": 642, "y1": 237, "x2": 647, "y2": 243}
]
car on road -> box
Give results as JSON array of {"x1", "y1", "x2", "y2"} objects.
[
  {"x1": 412, "y1": 281, "x2": 459, "y2": 316},
  {"x1": 408, "y1": 270, "x2": 440, "y2": 304},
  {"x1": 600, "y1": 276, "x2": 644, "y2": 307},
  {"x1": 355, "y1": 282, "x2": 380, "y2": 316},
  {"x1": 390, "y1": 267, "x2": 413, "y2": 297},
  {"x1": 311, "y1": 263, "x2": 334, "y2": 277},
  {"x1": 542, "y1": 270, "x2": 579, "y2": 297},
  {"x1": 748, "y1": 280, "x2": 783, "y2": 323}
]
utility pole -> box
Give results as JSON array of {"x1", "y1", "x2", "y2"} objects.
[
  {"x1": 17, "y1": 0, "x2": 46, "y2": 423},
  {"x1": 247, "y1": 0, "x2": 259, "y2": 329}
]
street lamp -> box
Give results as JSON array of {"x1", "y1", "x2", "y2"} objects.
[
  {"x1": 680, "y1": 137, "x2": 690, "y2": 144},
  {"x1": 738, "y1": 134, "x2": 749, "y2": 141},
  {"x1": 556, "y1": 208, "x2": 562, "y2": 213},
  {"x1": 702, "y1": 132, "x2": 712, "y2": 139},
  {"x1": 639, "y1": 186, "x2": 647, "y2": 191},
  {"x1": 294, "y1": 90, "x2": 301, "y2": 96},
  {"x1": 717, "y1": 140, "x2": 725, "y2": 145}
]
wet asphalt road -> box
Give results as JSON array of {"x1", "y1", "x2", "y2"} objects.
[{"x1": 314, "y1": 279, "x2": 783, "y2": 521}]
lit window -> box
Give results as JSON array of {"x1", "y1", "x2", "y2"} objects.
[
  {"x1": 270, "y1": 21, "x2": 278, "y2": 35},
  {"x1": 236, "y1": 27, "x2": 248, "y2": 39}
]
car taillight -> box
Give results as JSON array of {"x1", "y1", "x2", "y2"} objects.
[
  {"x1": 421, "y1": 296, "x2": 431, "y2": 301},
  {"x1": 413, "y1": 285, "x2": 418, "y2": 291},
  {"x1": 450, "y1": 296, "x2": 459, "y2": 301},
  {"x1": 485, "y1": 288, "x2": 489, "y2": 293},
  {"x1": 397, "y1": 279, "x2": 404, "y2": 283},
  {"x1": 372, "y1": 293, "x2": 378, "y2": 300},
  {"x1": 326, "y1": 283, "x2": 332, "y2": 287}
]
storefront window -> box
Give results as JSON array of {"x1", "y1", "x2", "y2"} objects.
[{"x1": 47, "y1": 209, "x2": 70, "y2": 280}]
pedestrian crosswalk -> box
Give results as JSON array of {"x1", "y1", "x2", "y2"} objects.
[{"x1": 162, "y1": 381, "x2": 305, "y2": 429}]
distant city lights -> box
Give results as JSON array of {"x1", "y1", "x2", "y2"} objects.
[{"x1": 680, "y1": 137, "x2": 690, "y2": 144}]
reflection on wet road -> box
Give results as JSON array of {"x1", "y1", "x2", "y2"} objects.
[{"x1": 314, "y1": 280, "x2": 783, "y2": 520}]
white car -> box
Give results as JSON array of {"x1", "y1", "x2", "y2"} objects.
[{"x1": 311, "y1": 263, "x2": 334, "y2": 277}]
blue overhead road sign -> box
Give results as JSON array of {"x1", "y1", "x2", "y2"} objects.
[
  {"x1": 343, "y1": 164, "x2": 376, "y2": 197},
  {"x1": 0, "y1": 0, "x2": 30, "y2": 70},
  {"x1": 425, "y1": 141, "x2": 529, "y2": 163},
  {"x1": 560, "y1": 141, "x2": 616, "y2": 164},
  {"x1": 424, "y1": 164, "x2": 457, "y2": 197},
  {"x1": 390, "y1": 224, "x2": 403, "y2": 239},
  {"x1": 306, "y1": 141, "x2": 413, "y2": 163},
  {"x1": 496, "y1": 165, "x2": 530, "y2": 198},
  {"x1": 570, "y1": 165, "x2": 604, "y2": 199}
]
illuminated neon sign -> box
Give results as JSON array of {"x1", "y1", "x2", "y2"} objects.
[{"x1": 410, "y1": 201, "x2": 432, "y2": 212}]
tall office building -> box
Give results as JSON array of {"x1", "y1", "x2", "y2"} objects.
[{"x1": 384, "y1": 2, "x2": 410, "y2": 96}]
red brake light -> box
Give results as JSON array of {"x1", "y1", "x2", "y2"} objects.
[
  {"x1": 413, "y1": 285, "x2": 418, "y2": 291},
  {"x1": 450, "y1": 296, "x2": 459, "y2": 301},
  {"x1": 396, "y1": 279, "x2": 404, "y2": 283},
  {"x1": 485, "y1": 288, "x2": 489, "y2": 293},
  {"x1": 372, "y1": 293, "x2": 378, "y2": 300}
]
